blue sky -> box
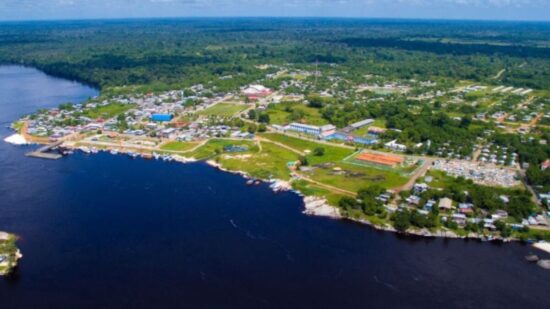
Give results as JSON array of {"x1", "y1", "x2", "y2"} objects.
[{"x1": 1, "y1": 0, "x2": 550, "y2": 21}]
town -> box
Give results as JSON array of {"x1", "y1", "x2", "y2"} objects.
[{"x1": 5, "y1": 63, "x2": 550, "y2": 245}]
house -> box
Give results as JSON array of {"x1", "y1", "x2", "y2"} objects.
[
  {"x1": 438, "y1": 198, "x2": 453, "y2": 211},
  {"x1": 385, "y1": 140, "x2": 407, "y2": 152},
  {"x1": 424, "y1": 199, "x2": 436, "y2": 211},
  {"x1": 542, "y1": 160, "x2": 550, "y2": 171},
  {"x1": 413, "y1": 183, "x2": 429, "y2": 194},
  {"x1": 406, "y1": 195, "x2": 421, "y2": 206},
  {"x1": 452, "y1": 213, "x2": 467, "y2": 225}
]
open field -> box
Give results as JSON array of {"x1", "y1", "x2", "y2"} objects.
[
  {"x1": 84, "y1": 103, "x2": 135, "y2": 119},
  {"x1": 305, "y1": 163, "x2": 408, "y2": 192},
  {"x1": 219, "y1": 141, "x2": 298, "y2": 180},
  {"x1": 266, "y1": 103, "x2": 328, "y2": 126},
  {"x1": 187, "y1": 139, "x2": 258, "y2": 160},
  {"x1": 160, "y1": 141, "x2": 200, "y2": 152},
  {"x1": 260, "y1": 133, "x2": 353, "y2": 164},
  {"x1": 198, "y1": 103, "x2": 248, "y2": 117}
]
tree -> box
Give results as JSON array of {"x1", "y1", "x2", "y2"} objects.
[
  {"x1": 393, "y1": 210, "x2": 411, "y2": 232},
  {"x1": 299, "y1": 155, "x2": 309, "y2": 166},
  {"x1": 248, "y1": 109, "x2": 257, "y2": 120},
  {"x1": 258, "y1": 123, "x2": 267, "y2": 132},
  {"x1": 247, "y1": 124, "x2": 257, "y2": 134},
  {"x1": 339, "y1": 196, "x2": 359, "y2": 210},
  {"x1": 258, "y1": 113, "x2": 270, "y2": 124},
  {"x1": 313, "y1": 147, "x2": 325, "y2": 156}
]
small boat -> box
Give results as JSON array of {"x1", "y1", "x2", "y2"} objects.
[
  {"x1": 110, "y1": 149, "x2": 119, "y2": 155},
  {"x1": 128, "y1": 151, "x2": 139, "y2": 159},
  {"x1": 525, "y1": 254, "x2": 539, "y2": 262},
  {"x1": 254, "y1": 180, "x2": 261, "y2": 185},
  {"x1": 246, "y1": 179, "x2": 254, "y2": 185},
  {"x1": 79, "y1": 146, "x2": 91, "y2": 154},
  {"x1": 142, "y1": 153, "x2": 153, "y2": 160},
  {"x1": 537, "y1": 259, "x2": 550, "y2": 270}
]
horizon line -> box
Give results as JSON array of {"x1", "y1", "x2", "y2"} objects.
[{"x1": 1, "y1": 15, "x2": 550, "y2": 24}]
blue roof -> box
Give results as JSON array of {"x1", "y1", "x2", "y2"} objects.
[{"x1": 151, "y1": 114, "x2": 173, "y2": 122}]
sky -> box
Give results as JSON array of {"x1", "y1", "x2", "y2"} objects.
[{"x1": 1, "y1": 0, "x2": 550, "y2": 21}]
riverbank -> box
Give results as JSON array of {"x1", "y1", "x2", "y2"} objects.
[
  {"x1": 14, "y1": 139, "x2": 547, "y2": 246},
  {"x1": 0, "y1": 232, "x2": 22, "y2": 276}
]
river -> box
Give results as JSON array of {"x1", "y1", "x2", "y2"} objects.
[{"x1": 0, "y1": 65, "x2": 549, "y2": 308}]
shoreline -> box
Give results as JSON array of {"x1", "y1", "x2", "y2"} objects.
[
  {"x1": 0, "y1": 232, "x2": 22, "y2": 277},
  {"x1": 6, "y1": 137, "x2": 549, "y2": 251}
]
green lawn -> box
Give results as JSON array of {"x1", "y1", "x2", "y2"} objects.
[
  {"x1": 261, "y1": 133, "x2": 354, "y2": 165},
  {"x1": 188, "y1": 139, "x2": 258, "y2": 160},
  {"x1": 84, "y1": 103, "x2": 135, "y2": 119},
  {"x1": 266, "y1": 102, "x2": 328, "y2": 125},
  {"x1": 198, "y1": 103, "x2": 248, "y2": 117},
  {"x1": 307, "y1": 163, "x2": 408, "y2": 192},
  {"x1": 160, "y1": 141, "x2": 200, "y2": 152},
  {"x1": 219, "y1": 142, "x2": 298, "y2": 180}
]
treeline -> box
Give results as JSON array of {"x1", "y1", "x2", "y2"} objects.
[
  {"x1": 340, "y1": 38, "x2": 550, "y2": 59},
  {"x1": 2, "y1": 18, "x2": 550, "y2": 91}
]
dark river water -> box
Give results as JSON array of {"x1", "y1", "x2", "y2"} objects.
[{"x1": 0, "y1": 65, "x2": 549, "y2": 309}]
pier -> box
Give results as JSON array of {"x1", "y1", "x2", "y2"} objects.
[{"x1": 25, "y1": 141, "x2": 64, "y2": 160}]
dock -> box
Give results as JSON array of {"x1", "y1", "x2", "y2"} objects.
[{"x1": 25, "y1": 141, "x2": 64, "y2": 160}]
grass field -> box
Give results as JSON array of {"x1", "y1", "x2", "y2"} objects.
[
  {"x1": 219, "y1": 142, "x2": 298, "y2": 180},
  {"x1": 84, "y1": 103, "x2": 135, "y2": 119},
  {"x1": 160, "y1": 141, "x2": 200, "y2": 152},
  {"x1": 306, "y1": 162, "x2": 408, "y2": 192},
  {"x1": 266, "y1": 103, "x2": 328, "y2": 126},
  {"x1": 198, "y1": 103, "x2": 248, "y2": 117},
  {"x1": 188, "y1": 139, "x2": 258, "y2": 160},
  {"x1": 260, "y1": 133, "x2": 353, "y2": 165}
]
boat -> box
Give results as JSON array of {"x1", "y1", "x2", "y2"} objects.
[
  {"x1": 254, "y1": 180, "x2": 261, "y2": 185},
  {"x1": 142, "y1": 153, "x2": 153, "y2": 160},
  {"x1": 110, "y1": 149, "x2": 119, "y2": 155},
  {"x1": 525, "y1": 254, "x2": 539, "y2": 262},
  {"x1": 246, "y1": 179, "x2": 254, "y2": 185},
  {"x1": 127, "y1": 151, "x2": 139, "y2": 159},
  {"x1": 537, "y1": 260, "x2": 550, "y2": 270},
  {"x1": 79, "y1": 146, "x2": 91, "y2": 154}
]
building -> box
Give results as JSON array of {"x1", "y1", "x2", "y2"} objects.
[
  {"x1": 242, "y1": 84, "x2": 272, "y2": 98},
  {"x1": 287, "y1": 123, "x2": 336, "y2": 137},
  {"x1": 368, "y1": 127, "x2": 386, "y2": 135},
  {"x1": 439, "y1": 198, "x2": 453, "y2": 211},
  {"x1": 350, "y1": 119, "x2": 374, "y2": 130},
  {"x1": 385, "y1": 140, "x2": 407, "y2": 152},
  {"x1": 151, "y1": 114, "x2": 173, "y2": 122}
]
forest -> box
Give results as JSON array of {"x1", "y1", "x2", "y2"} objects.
[{"x1": 1, "y1": 18, "x2": 550, "y2": 90}]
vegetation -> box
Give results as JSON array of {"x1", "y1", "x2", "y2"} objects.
[{"x1": 198, "y1": 103, "x2": 248, "y2": 117}]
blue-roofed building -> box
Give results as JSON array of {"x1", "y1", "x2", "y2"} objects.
[{"x1": 151, "y1": 114, "x2": 173, "y2": 122}]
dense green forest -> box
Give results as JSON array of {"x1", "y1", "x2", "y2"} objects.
[{"x1": 1, "y1": 18, "x2": 550, "y2": 90}]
